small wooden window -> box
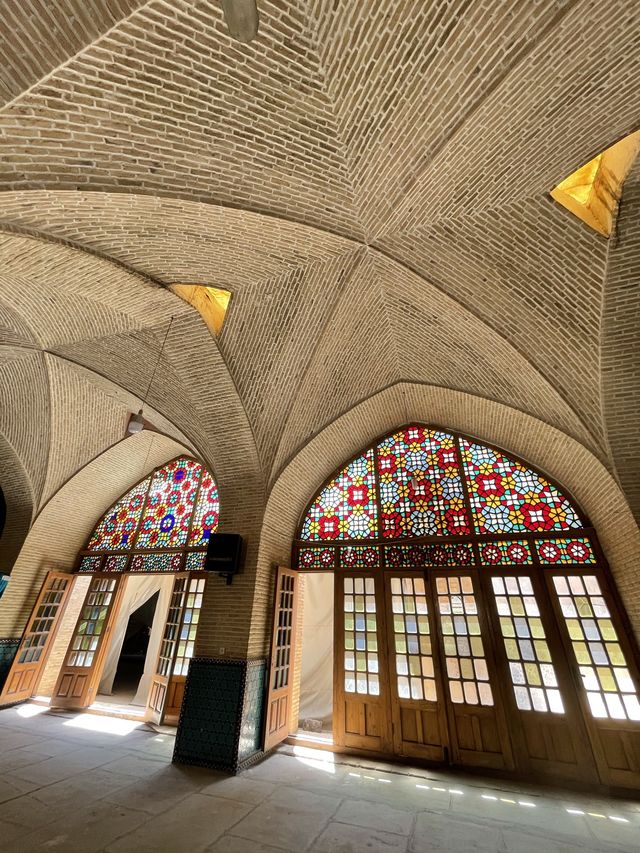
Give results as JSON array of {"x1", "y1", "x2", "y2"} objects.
[
  {"x1": 343, "y1": 577, "x2": 379, "y2": 695},
  {"x1": 492, "y1": 576, "x2": 564, "y2": 713},
  {"x1": 272, "y1": 572, "x2": 295, "y2": 690},
  {"x1": 554, "y1": 575, "x2": 640, "y2": 721},
  {"x1": 436, "y1": 576, "x2": 493, "y2": 706},
  {"x1": 156, "y1": 576, "x2": 188, "y2": 678}
]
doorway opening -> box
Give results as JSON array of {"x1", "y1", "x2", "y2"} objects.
[
  {"x1": 98, "y1": 590, "x2": 159, "y2": 710},
  {"x1": 296, "y1": 572, "x2": 334, "y2": 745}
]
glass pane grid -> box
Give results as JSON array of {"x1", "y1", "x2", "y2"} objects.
[
  {"x1": 344, "y1": 577, "x2": 379, "y2": 695},
  {"x1": 437, "y1": 576, "x2": 493, "y2": 706},
  {"x1": 492, "y1": 575, "x2": 564, "y2": 714},
  {"x1": 391, "y1": 576, "x2": 436, "y2": 702},
  {"x1": 66, "y1": 578, "x2": 117, "y2": 667},
  {"x1": 173, "y1": 578, "x2": 205, "y2": 676},
  {"x1": 554, "y1": 575, "x2": 640, "y2": 721},
  {"x1": 272, "y1": 574, "x2": 295, "y2": 690},
  {"x1": 156, "y1": 577, "x2": 188, "y2": 677},
  {"x1": 18, "y1": 577, "x2": 70, "y2": 664}
]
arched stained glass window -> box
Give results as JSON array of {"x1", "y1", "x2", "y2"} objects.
[
  {"x1": 78, "y1": 456, "x2": 219, "y2": 573},
  {"x1": 294, "y1": 422, "x2": 640, "y2": 782},
  {"x1": 298, "y1": 426, "x2": 582, "y2": 546}
]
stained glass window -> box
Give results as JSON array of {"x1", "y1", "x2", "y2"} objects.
[
  {"x1": 479, "y1": 541, "x2": 533, "y2": 567},
  {"x1": 378, "y1": 428, "x2": 469, "y2": 538},
  {"x1": 81, "y1": 457, "x2": 219, "y2": 570},
  {"x1": 460, "y1": 439, "x2": 581, "y2": 535},
  {"x1": 88, "y1": 480, "x2": 148, "y2": 551},
  {"x1": 301, "y1": 450, "x2": 377, "y2": 541},
  {"x1": 536, "y1": 538, "x2": 595, "y2": 565},
  {"x1": 188, "y1": 471, "x2": 220, "y2": 546}
]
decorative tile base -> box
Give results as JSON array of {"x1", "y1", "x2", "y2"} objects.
[
  {"x1": 0, "y1": 638, "x2": 20, "y2": 691},
  {"x1": 173, "y1": 657, "x2": 266, "y2": 774}
]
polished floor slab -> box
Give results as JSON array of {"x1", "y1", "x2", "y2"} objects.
[{"x1": 0, "y1": 704, "x2": 638, "y2": 853}]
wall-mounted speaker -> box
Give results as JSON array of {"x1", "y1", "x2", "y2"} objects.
[{"x1": 205, "y1": 533, "x2": 244, "y2": 584}]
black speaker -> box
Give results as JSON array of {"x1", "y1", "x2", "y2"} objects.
[{"x1": 205, "y1": 533, "x2": 244, "y2": 584}]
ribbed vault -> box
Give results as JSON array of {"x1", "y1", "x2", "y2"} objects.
[{"x1": 0, "y1": 0, "x2": 638, "y2": 582}]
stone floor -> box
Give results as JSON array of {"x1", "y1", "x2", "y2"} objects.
[{"x1": 0, "y1": 704, "x2": 638, "y2": 853}]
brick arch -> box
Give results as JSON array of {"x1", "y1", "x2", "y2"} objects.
[
  {"x1": 0, "y1": 431, "x2": 191, "y2": 638},
  {"x1": 251, "y1": 383, "x2": 640, "y2": 657},
  {"x1": 0, "y1": 431, "x2": 35, "y2": 577}
]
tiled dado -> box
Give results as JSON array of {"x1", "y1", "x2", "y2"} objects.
[
  {"x1": 173, "y1": 657, "x2": 266, "y2": 774},
  {"x1": 0, "y1": 638, "x2": 20, "y2": 690}
]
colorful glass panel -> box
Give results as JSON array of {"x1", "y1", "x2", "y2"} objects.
[
  {"x1": 78, "y1": 555, "x2": 103, "y2": 573},
  {"x1": 384, "y1": 542, "x2": 474, "y2": 569},
  {"x1": 130, "y1": 553, "x2": 183, "y2": 572},
  {"x1": 186, "y1": 551, "x2": 207, "y2": 571},
  {"x1": 340, "y1": 546, "x2": 381, "y2": 571},
  {"x1": 87, "y1": 480, "x2": 147, "y2": 551},
  {"x1": 460, "y1": 439, "x2": 581, "y2": 534},
  {"x1": 536, "y1": 538, "x2": 595, "y2": 565},
  {"x1": 492, "y1": 576, "x2": 564, "y2": 713},
  {"x1": 297, "y1": 547, "x2": 337, "y2": 571},
  {"x1": 136, "y1": 459, "x2": 202, "y2": 549},
  {"x1": 188, "y1": 472, "x2": 220, "y2": 546},
  {"x1": 479, "y1": 540, "x2": 533, "y2": 566},
  {"x1": 301, "y1": 450, "x2": 377, "y2": 541},
  {"x1": 104, "y1": 555, "x2": 128, "y2": 572},
  {"x1": 377, "y1": 428, "x2": 469, "y2": 538},
  {"x1": 553, "y1": 575, "x2": 640, "y2": 721}
]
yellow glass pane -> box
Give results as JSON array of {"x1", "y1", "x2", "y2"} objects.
[
  {"x1": 534, "y1": 640, "x2": 552, "y2": 663},
  {"x1": 529, "y1": 618, "x2": 545, "y2": 639},
  {"x1": 524, "y1": 663, "x2": 542, "y2": 686},
  {"x1": 505, "y1": 639, "x2": 519, "y2": 660},
  {"x1": 599, "y1": 620, "x2": 617, "y2": 641},
  {"x1": 572, "y1": 642, "x2": 590, "y2": 665},
  {"x1": 566, "y1": 620, "x2": 584, "y2": 640},
  {"x1": 597, "y1": 667, "x2": 617, "y2": 692},
  {"x1": 607, "y1": 643, "x2": 626, "y2": 666},
  {"x1": 500, "y1": 617, "x2": 515, "y2": 638}
]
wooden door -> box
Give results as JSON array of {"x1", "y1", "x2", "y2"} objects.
[
  {"x1": 51, "y1": 574, "x2": 125, "y2": 709},
  {"x1": 0, "y1": 572, "x2": 74, "y2": 705},
  {"x1": 147, "y1": 573, "x2": 205, "y2": 725},
  {"x1": 383, "y1": 573, "x2": 449, "y2": 762},
  {"x1": 546, "y1": 569, "x2": 640, "y2": 789},
  {"x1": 484, "y1": 570, "x2": 598, "y2": 784},
  {"x1": 264, "y1": 566, "x2": 299, "y2": 751},
  {"x1": 431, "y1": 572, "x2": 514, "y2": 770},
  {"x1": 334, "y1": 573, "x2": 392, "y2": 753}
]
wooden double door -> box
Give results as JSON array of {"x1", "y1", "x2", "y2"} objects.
[
  {"x1": 331, "y1": 568, "x2": 600, "y2": 785},
  {"x1": 1, "y1": 570, "x2": 205, "y2": 726}
]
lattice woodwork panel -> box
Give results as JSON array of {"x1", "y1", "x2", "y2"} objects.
[
  {"x1": 390, "y1": 576, "x2": 436, "y2": 702},
  {"x1": 343, "y1": 576, "x2": 379, "y2": 695}
]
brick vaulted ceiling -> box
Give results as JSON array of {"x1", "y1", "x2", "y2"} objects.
[{"x1": 0, "y1": 0, "x2": 638, "y2": 564}]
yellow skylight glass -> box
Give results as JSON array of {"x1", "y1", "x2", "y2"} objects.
[
  {"x1": 170, "y1": 284, "x2": 232, "y2": 335},
  {"x1": 551, "y1": 131, "x2": 640, "y2": 236}
]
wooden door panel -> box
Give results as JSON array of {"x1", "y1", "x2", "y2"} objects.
[
  {"x1": 432, "y1": 573, "x2": 514, "y2": 771},
  {"x1": 0, "y1": 572, "x2": 73, "y2": 706},
  {"x1": 546, "y1": 570, "x2": 640, "y2": 789},
  {"x1": 334, "y1": 573, "x2": 392, "y2": 754},
  {"x1": 264, "y1": 567, "x2": 299, "y2": 751},
  {"x1": 384, "y1": 574, "x2": 448, "y2": 762},
  {"x1": 51, "y1": 574, "x2": 125, "y2": 710},
  {"x1": 485, "y1": 571, "x2": 598, "y2": 783}
]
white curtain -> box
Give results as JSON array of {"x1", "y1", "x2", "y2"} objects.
[
  {"x1": 98, "y1": 574, "x2": 173, "y2": 704},
  {"x1": 298, "y1": 572, "x2": 334, "y2": 726}
]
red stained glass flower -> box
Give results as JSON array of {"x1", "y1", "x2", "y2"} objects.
[
  {"x1": 319, "y1": 515, "x2": 340, "y2": 540},
  {"x1": 407, "y1": 478, "x2": 433, "y2": 502},
  {"x1": 435, "y1": 447, "x2": 457, "y2": 470},
  {"x1": 444, "y1": 508, "x2": 470, "y2": 534},
  {"x1": 540, "y1": 542, "x2": 561, "y2": 562},
  {"x1": 378, "y1": 454, "x2": 397, "y2": 475},
  {"x1": 482, "y1": 544, "x2": 502, "y2": 565},
  {"x1": 567, "y1": 540, "x2": 589, "y2": 562},
  {"x1": 347, "y1": 484, "x2": 369, "y2": 506},
  {"x1": 382, "y1": 512, "x2": 403, "y2": 538},
  {"x1": 522, "y1": 502, "x2": 554, "y2": 531},
  {"x1": 507, "y1": 543, "x2": 528, "y2": 563},
  {"x1": 476, "y1": 472, "x2": 505, "y2": 498}
]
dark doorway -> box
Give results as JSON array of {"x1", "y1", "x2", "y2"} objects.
[{"x1": 111, "y1": 591, "x2": 159, "y2": 702}]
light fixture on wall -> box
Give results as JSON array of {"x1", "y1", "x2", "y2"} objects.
[
  {"x1": 221, "y1": 0, "x2": 259, "y2": 43},
  {"x1": 126, "y1": 317, "x2": 174, "y2": 437}
]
